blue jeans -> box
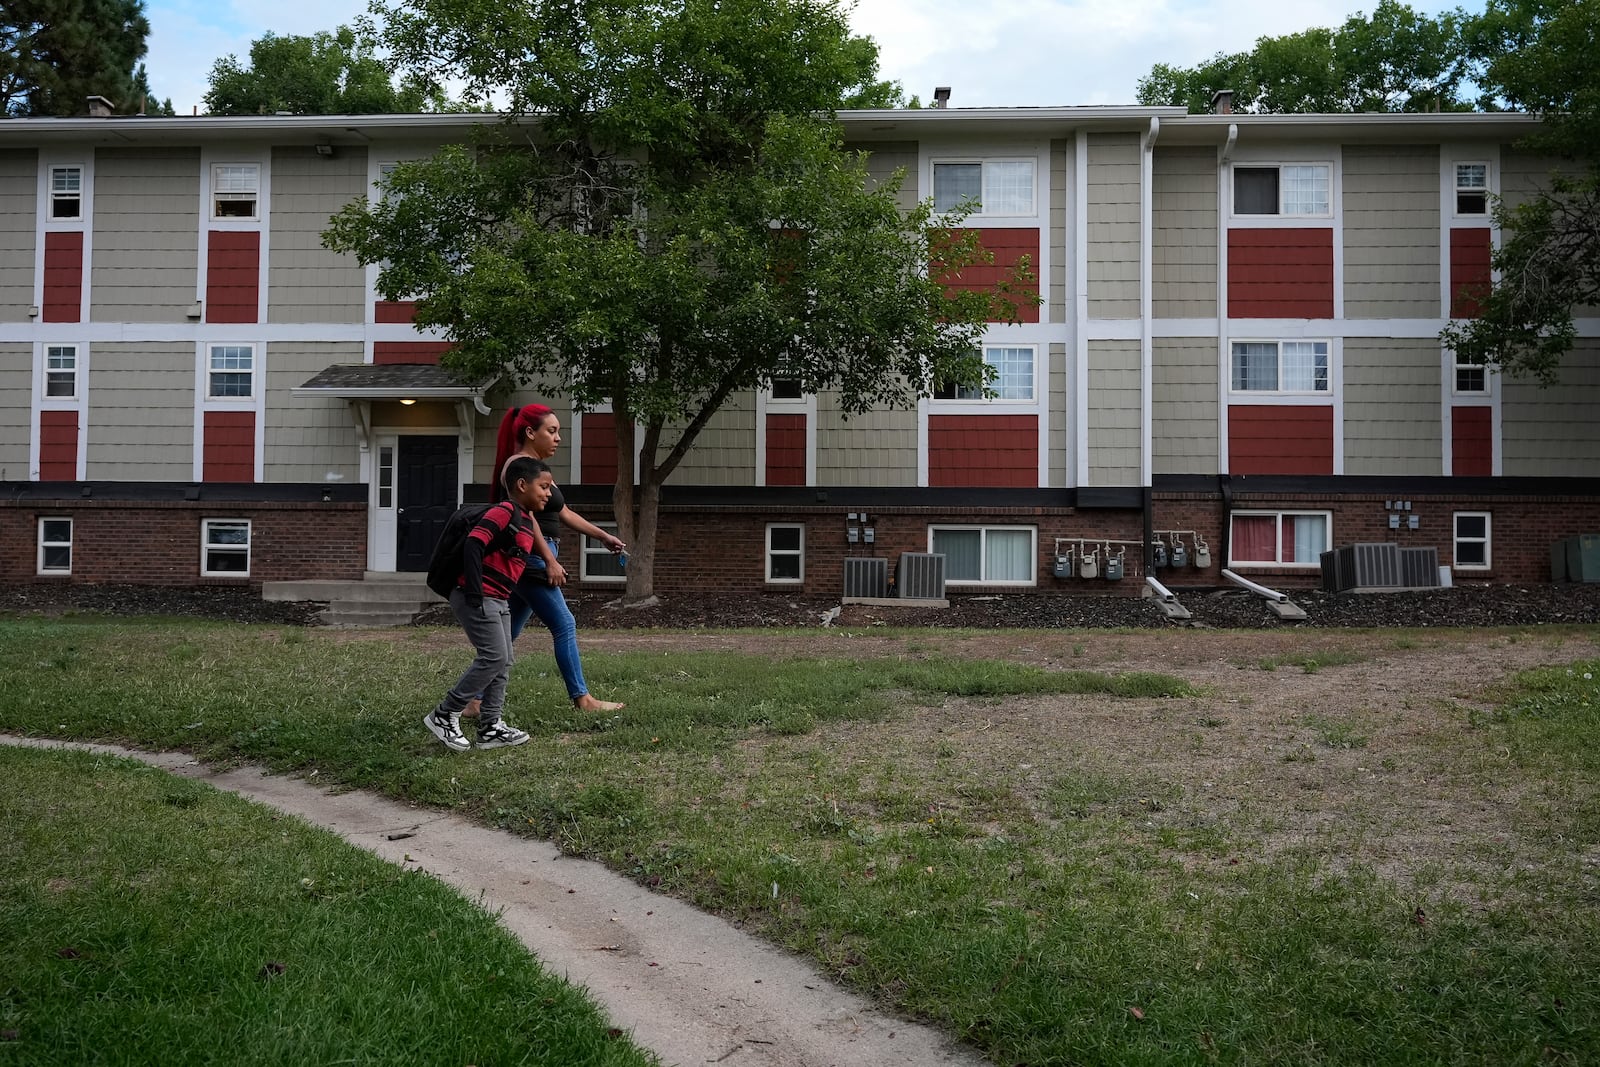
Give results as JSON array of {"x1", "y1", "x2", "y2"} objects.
[{"x1": 510, "y1": 559, "x2": 589, "y2": 702}]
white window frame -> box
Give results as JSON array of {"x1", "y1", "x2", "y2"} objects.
[
  {"x1": 580, "y1": 522, "x2": 626, "y2": 583},
  {"x1": 1229, "y1": 340, "x2": 1331, "y2": 395},
  {"x1": 206, "y1": 343, "x2": 255, "y2": 400},
  {"x1": 934, "y1": 344, "x2": 1038, "y2": 403},
  {"x1": 930, "y1": 158, "x2": 1036, "y2": 218},
  {"x1": 1454, "y1": 162, "x2": 1490, "y2": 218},
  {"x1": 1231, "y1": 162, "x2": 1332, "y2": 218},
  {"x1": 48, "y1": 165, "x2": 83, "y2": 221},
  {"x1": 1452, "y1": 512, "x2": 1491, "y2": 571},
  {"x1": 200, "y1": 519, "x2": 252, "y2": 577},
  {"x1": 44, "y1": 344, "x2": 78, "y2": 399},
  {"x1": 1452, "y1": 355, "x2": 1490, "y2": 396},
  {"x1": 211, "y1": 163, "x2": 261, "y2": 220},
  {"x1": 928, "y1": 524, "x2": 1038, "y2": 587},
  {"x1": 37, "y1": 517, "x2": 73, "y2": 575},
  {"x1": 765, "y1": 523, "x2": 805, "y2": 585},
  {"x1": 1227, "y1": 510, "x2": 1332, "y2": 569}
]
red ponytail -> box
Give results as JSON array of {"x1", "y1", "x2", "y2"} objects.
[{"x1": 488, "y1": 404, "x2": 554, "y2": 502}]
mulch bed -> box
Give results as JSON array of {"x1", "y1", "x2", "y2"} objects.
[{"x1": 5, "y1": 581, "x2": 1600, "y2": 630}]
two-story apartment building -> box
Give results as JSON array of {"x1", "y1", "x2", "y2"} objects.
[{"x1": 2, "y1": 105, "x2": 1597, "y2": 597}]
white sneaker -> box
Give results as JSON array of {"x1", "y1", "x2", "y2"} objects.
[
  {"x1": 476, "y1": 721, "x2": 530, "y2": 749},
  {"x1": 423, "y1": 709, "x2": 470, "y2": 752}
]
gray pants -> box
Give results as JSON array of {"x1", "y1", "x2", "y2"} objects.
[{"x1": 439, "y1": 589, "x2": 513, "y2": 726}]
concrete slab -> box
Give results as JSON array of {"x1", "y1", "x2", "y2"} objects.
[
  {"x1": 1, "y1": 735, "x2": 987, "y2": 1067},
  {"x1": 1267, "y1": 599, "x2": 1309, "y2": 620}
]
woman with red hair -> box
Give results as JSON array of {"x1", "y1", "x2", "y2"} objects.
[{"x1": 477, "y1": 403, "x2": 627, "y2": 713}]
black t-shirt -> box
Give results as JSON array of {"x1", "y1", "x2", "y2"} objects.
[{"x1": 536, "y1": 481, "x2": 567, "y2": 540}]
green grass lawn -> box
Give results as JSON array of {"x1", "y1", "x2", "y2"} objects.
[
  {"x1": 0, "y1": 743, "x2": 657, "y2": 1066},
  {"x1": 2, "y1": 616, "x2": 1597, "y2": 1066}
]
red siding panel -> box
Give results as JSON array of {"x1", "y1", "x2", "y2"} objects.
[
  {"x1": 203, "y1": 411, "x2": 255, "y2": 482},
  {"x1": 1227, "y1": 229, "x2": 1335, "y2": 318},
  {"x1": 374, "y1": 300, "x2": 418, "y2": 324},
  {"x1": 936, "y1": 228, "x2": 1041, "y2": 323},
  {"x1": 38, "y1": 410, "x2": 79, "y2": 480},
  {"x1": 42, "y1": 232, "x2": 83, "y2": 323},
  {"x1": 205, "y1": 231, "x2": 260, "y2": 324},
  {"x1": 928, "y1": 414, "x2": 1037, "y2": 487},
  {"x1": 581, "y1": 413, "x2": 618, "y2": 485},
  {"x1": 1452, "y1": 406, "x2": 1492, "y2": 476},
  {"x1": 372, "y1": 341, "x2": 453, "y2": 366},
  {"x1": 1450, "y1": 228, "x2": 1492, "y2": 319},
  {"x1": 1228, "y1": 405, "x2": 1334, "y2": 475},
  {"x1": 765, "y1": 414, "x2": 807, "y2": 486}
]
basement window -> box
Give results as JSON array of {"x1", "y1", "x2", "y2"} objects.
[
  {"x1": 1229, "y1": 511, "x2": 1330, "y2": 568},
  {"x1": 201, "y1": 519, "x2": 251, "y2": 576},
  {"x1": 38, "y1": 517, "x2": 73, "y2": 575},
  {"x1": 1453, "y1": 512, "x2": 1491, "y2": 571},
  {"x1": 931, "y1": 525, "x2": 1036, "y2": 585},
  {"x1": 766, "y1": 524, "x2": 804, "y2": 584},
  {"x1": 581, "y1": 523, "x2": 625, "y2": 583}
]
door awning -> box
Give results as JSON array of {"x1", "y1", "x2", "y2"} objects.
[{"x1": 292, "y1": 363, "x2": 491, "y2": 409}]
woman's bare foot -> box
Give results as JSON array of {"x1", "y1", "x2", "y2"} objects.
[
  {"x1": 575, "y1": 695, "x2": 625, "y2": 712},
  {"x1": 461, "y1": 698, "x2": 482, "y2": 719}
]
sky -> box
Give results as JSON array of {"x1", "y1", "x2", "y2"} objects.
[{"x1": 142, "y1": 0, "x2": 1466, "y2": 117}]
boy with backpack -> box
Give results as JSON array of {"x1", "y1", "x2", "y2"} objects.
[{"x1": 423, "y1": 456, "x2": 553, "y2": 752}]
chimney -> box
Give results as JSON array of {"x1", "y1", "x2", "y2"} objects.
[
  {"x1": 1210, "y1": 89, "x2": 1234, "y2": 115},
  {"x1": 932, "y1": 86, "x2": 951, "y2": 109},
  {"x1": 86, "y1": 95, "x2": 115, "y2": 117}
]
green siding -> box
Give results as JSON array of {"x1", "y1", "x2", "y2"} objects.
[
  {"x1": 1152, "y1": 147, "x2": 1218, "y2": 318},
  {"x1": 1343, "y1": 145, "x2": 1439, "y2": 319},
  {"x1": 264, "y1": 342, "x2": 362, "y2": 483},
  {"x1": 90, "y1": 147, "x2": 200, "y2": 323},
  {"x1": 1087, "y1": 133, "x2": 1141, "y2": 319},
  {"x1": 0, "y1": 343, "x2": 31, "y2": 474},
  {"x1": 815, "y1": 394, "x2": 916, "y2": 486},
  {"x1": 668, "y1": 394, "x2": 755, "y2": 485},
  {"x1": 268, "y1": 146, "x2": 367, "y2": 323},
  {"x1": 1503, "y1": 340, "x2": 1600, "y2": 476},
  {"x1": 1152, "y1": 338, "x2": 1217, "y2": 475},
  {"x1": 1050, "y1": 138, "x2": 1069, "y2": 321},
  {"x1": 86, "y1": 344, "x2": 195, "y2": 479},
  {"x1": 1343, "y1": 338, "x2": 1441, "y2": 475},
  {"x1": 1048, "y1": 341, "x2": 1067, "y2": 486},
  {"x1": 1087, "y1": 339, "x2": 1141, "y2": 484},
  {"x1": 0, "y1": 150, "x2": 35, "y2": 320}
]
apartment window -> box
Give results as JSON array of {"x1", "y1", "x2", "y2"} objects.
[
  {"x1": 1231, "y1": 340, "x2": 1329, "y2": 393},
  {"x1": 201, "y1": 519, "x2": 251, "y2": 576},
  {"x1": 770, "y1": 377, "x2": 803, "y2": 400},
  {"x1": 212, "y1": 164, "x2": 260, "y2": 219},
  {"x1": 581, "y1": 523, "x2": 625, "y2": 582},
  {"x1": 931, "y1": 525, "x2": 1036, "y2": 585},
  {"x1": 208, "y1": 344, "x2": 254, "y2": 398},
  {"x1": 38, "y1": 518, "x2": 73, "y2": 574},
  {"x1": 1453, "y1": 512, "x2": 1491, "y2": 570},
  {"x1": 1234, "y1": 164, "x2": 1330, "y2": 216},
  {"x1": 49, "y1": 166, "x2": 82, "y2": 220},
  {"x1": 766, "y1": 524, "x2": 804, "y2": 583},
  {"x1": 932, "y1": 159, "x2": 1035, "y2": 215},
  {"x1": 935, "y1": 345, "x2": 1036, "y2": 401},
  {"x1": 1229, "y1": 511, "x2": 1330, "y2": 567},
  {"x1": 1455, "y1": 163, "x2": 1489, "y2": 216},
  {"x1": 45, "y1": 345, "x2": 78, "y2": 398},
  {"x1": 1454, "y1": 356, "x2": 1488, "y2": 395}
]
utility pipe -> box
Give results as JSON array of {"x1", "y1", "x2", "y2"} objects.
[{"x1": 1221, "y1": 569, "x2": 1289, "y2": 602}]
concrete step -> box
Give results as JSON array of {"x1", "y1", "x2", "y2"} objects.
[
  {"x1": 264, "y1": 577, "x2": 444, "y2": 605},
  {"x1": 319, "y1": 605, "x2": 429, "y2": 629}
]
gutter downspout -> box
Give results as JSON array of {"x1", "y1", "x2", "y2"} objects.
[
  {"x1": 1221, "y1": 122, "x2": 1238, "y2": 164},
  {"x1": 1141, "y1": 116, "x2": 1158, "y2": 575}
]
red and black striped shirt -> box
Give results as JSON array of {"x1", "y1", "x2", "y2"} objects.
[{"x1": 460, "y1": 502, "x2": 536, "y2": 600}]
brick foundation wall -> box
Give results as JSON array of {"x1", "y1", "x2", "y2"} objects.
[{"x1": 0, "y1": 500, "x2": 367, "y2": 587}]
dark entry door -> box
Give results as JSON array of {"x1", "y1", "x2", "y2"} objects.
[{"x1": 397, "y1": 435, "x2": 459, "y2": 571}]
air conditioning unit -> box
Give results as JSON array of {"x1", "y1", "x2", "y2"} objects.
[
  {"x1": 1399, "y1": 547, "x2": 1441, "y2": 588},
  {"x1": 897, "y1": 553, "x2": 946, "y2": 599},
  {"x1": 842, "y1": 557, "x2": 889, "y2": 598}
]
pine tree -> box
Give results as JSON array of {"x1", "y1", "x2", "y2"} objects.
[{"x1": 1, "y1": 0, "x2": 154, "y2": 117}]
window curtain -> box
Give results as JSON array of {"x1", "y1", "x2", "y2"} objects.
[
  {"x1": 933, "y1": 529, "x2": 982, "y2": 580},
  {"x1": 1283, "y1": 514, "x2": 1326, "y2": 563},
  {"x1": 984, "y1": 530, "x2": 1033, "y2": 581},
  {"x1": 1232, "y1": 516, "x2": 1277, "y2": 562}
]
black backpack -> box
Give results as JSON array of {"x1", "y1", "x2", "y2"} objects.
[{"x1": 424, "y1": 501, "x2": 517, "y2": 598}]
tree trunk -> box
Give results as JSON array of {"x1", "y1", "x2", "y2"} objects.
[{"x1": 623, "y1": 474, "x2": 661, "y2": 603}]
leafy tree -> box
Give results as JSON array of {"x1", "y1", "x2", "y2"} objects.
[
  {"x1": 1, "y1": 0, "x2": 155, "y2": 116},
  {"x1": 1442, "y1": 0, "x2": 1600, "y2": 383},
  {"x1": 205, "y1": 26, "x2": 444, "y2": 116},
  {"x1": 326, "y1": 0, "x2": 1024, "y2": 603},
  {"x1": 1137, "y1": 0, "x2": 1469, "y2": 114}
]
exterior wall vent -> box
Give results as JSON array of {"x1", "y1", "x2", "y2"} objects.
[
  {"x1": 843, "y1": 557, "x2": 889, "y2": 598},
  {"x1": 897, "y1": 553, "x2": 946, "y2": 599}
]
